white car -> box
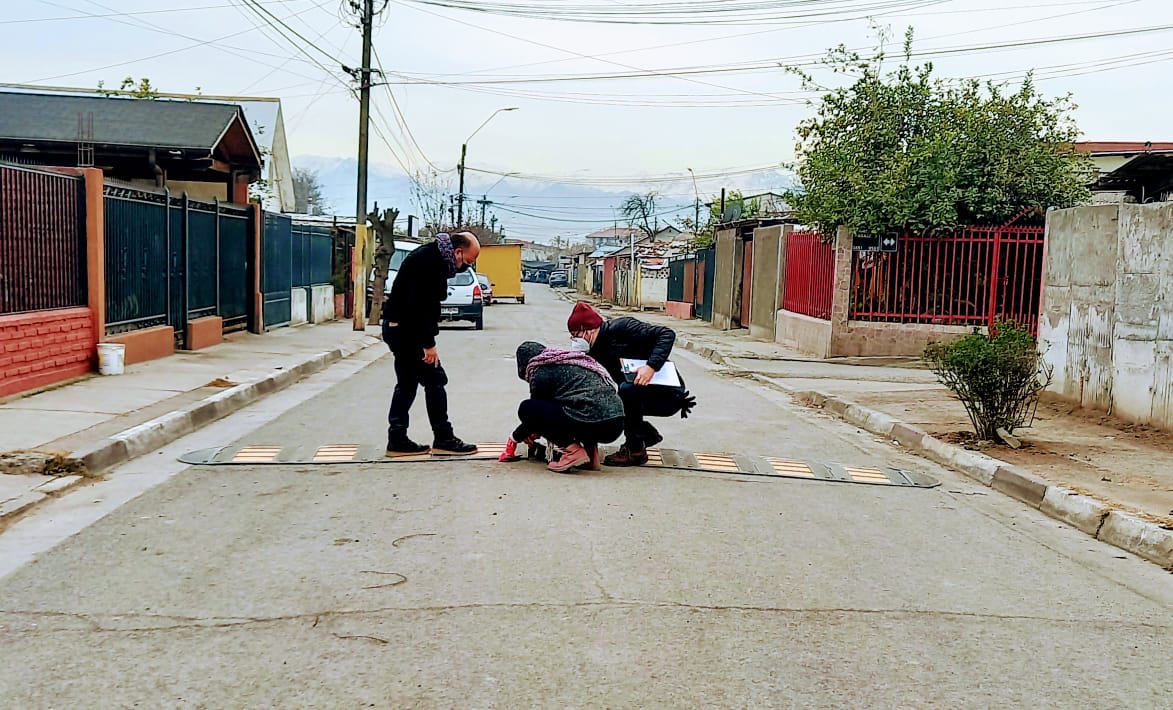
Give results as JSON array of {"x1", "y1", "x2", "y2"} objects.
[
  {"x1": 442, "y1": 269, "x2": 485, "y2": 330},
  {"x1": 367, "y1": 240, "x2": 423, "y2": 315}
]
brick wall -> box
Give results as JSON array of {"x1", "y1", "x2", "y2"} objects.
[{"x1": 0, "y1": 307, "x2": 95, "y2": 398}]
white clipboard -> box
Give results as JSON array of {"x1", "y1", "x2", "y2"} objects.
[{"x1": 620, "y1": 358, "x2": 681, "y2": 387}]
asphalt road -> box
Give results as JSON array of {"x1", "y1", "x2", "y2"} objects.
[{"x1": 1, "y1": 286, "x2": 1170, "y2": 708}]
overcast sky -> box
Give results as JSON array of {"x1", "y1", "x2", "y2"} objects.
[{"x1": 3, "y1": 0, "x2": 1171, "y2": 239}]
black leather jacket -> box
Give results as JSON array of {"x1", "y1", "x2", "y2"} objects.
[{"x1": 588, "y1": 317, "x2": 676, "y2": 384}]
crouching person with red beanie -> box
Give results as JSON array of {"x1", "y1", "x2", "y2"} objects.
[{"x1": 566, "y1": 301, "x2": 696, "y2": 466}]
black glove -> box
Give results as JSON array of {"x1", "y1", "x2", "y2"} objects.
[{"x1": 679, "y1": 390, "x2": 696, "y2": 419}]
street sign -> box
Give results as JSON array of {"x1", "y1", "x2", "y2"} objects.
[{"x1": 853, "y1": 231, "x2": 899, "y2": 253}]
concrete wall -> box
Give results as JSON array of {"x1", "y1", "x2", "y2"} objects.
[
  {"x1": 776, "y1": 310, "x2": 833, "y2": 359},
  {"x1": 290, "y1": 288, "x2": 309, "y2": 326},
  {"x1": 711, "y1": 228, "x2": 740, "y2": 330},
  {"x1": 186, "y1": 316, "x2": 223, "y2": 351},
  {"x1": 639, "y1": 267, "x2": 668, "y2": 309},
  {"x1": 1040, "y1": 202, "x2": 1173, "y2": 428},
  {"x1": 107, "y1": 325, "x2": 175, "y2": 366},
  {"x1": 749, "y1": 225, "x2": 787, "y2": 342},
  {"x1": 308, "y1": 285, "x2": 335, "y2": 324}
]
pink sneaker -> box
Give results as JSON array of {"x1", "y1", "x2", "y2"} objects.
[{"x1": 547, "y1": 443, "x2": 589, "y2": 473}]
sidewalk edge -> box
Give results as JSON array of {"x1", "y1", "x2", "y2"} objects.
[
  {"x1": 68, "y1": 335, "x2": 381, "y2": 476},
  {"x1": 673, "y1": 332, "x2": 1172, "y2": 571}
]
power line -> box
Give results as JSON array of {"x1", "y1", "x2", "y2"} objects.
[
  {"x1": 0, "y1": 0, "x2": 301, "y2": 24},
  {"x1": 384, "y1": 21, "x2": 1173, "y2": 86},
  {"x1": 24, "y1": 1, "x2": 333, "y2": 83}
]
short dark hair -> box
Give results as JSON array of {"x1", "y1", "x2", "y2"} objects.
[{"x1": 450, "y1": 231, "x2": 475, "y2": 249}]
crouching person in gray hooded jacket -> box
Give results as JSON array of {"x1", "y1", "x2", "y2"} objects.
[{"x1": 499, "y1": 341, "x2": 625, "y2": 473}]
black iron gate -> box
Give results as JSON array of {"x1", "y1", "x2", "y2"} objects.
[
  {"x1": 262, "y1": 212, "x2": 292, "y2": 329},
  {"x1": 105, "y1": 187, "x2": 256, "y2": 346},
  {"x1": 696, "y1": 247, "x2": 715, "y2": 321}
]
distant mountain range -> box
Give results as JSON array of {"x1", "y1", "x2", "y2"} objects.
[{"x1": 293, "y1": 154, "x2": 795, "y2": 244}]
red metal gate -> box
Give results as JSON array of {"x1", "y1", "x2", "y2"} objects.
[{"x1": 849, "y1": 224, "x2": 1046, "y2": 333}]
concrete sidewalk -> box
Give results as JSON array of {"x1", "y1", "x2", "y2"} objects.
[
  {"x1": 1, "y1": 321, "x2": 382, "y2": 524},
  {"x1": 561, "y1": 290, "x2": 1172, "y2": 568}
]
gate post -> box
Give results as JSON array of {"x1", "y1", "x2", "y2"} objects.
[
  {"x1": 180, "y1": 192, "x2": 190, "y2": 349},
  {"x1": 214, "y1": 198, "x2": 222, "y2": 318},
  {"x1": 987, "y1": 227, "x2": 1003, "y2": 332}
]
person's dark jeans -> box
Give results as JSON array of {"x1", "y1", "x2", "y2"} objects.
[
  {"x1": 618, "y1": 382, "x2": 684, "y2": 450},
  {"x1": 384, "y1": 324, "x2": 454, "y2": 445},
  {"x1": 511, "y1": 399, "x2": 623, "y2": 449}
]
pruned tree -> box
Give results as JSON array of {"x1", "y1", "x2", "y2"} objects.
[
  {"x1": 787, "y1": 28, "x2": 1093, "y2": 236},
  {"x1": 292, "y1": 167, "x2": 330, "y2": 215},
  {"x1": 621, "y1": 192, "x2": 658, "y2": 237},
  {"x1": 367, "y1": 203, "x2": 399, "y2": 318}
]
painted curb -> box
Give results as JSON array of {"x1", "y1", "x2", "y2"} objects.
[
  {"x1": 787, "y1": 389, "x2": 1172, "y2": 569},
  {"x1": 991, "y1": 463, "x2": 1049, "y2": 508},
  {"x1": 70, "y1": 336, "x2": 379, "y2": 475},
  {"x1": 1097, "y1": 511, "x2": 1173, "y2": 570},
  {"x1": 556, "y1": 297, "x2": 1173, "y2": 570},
  {"x1": 1041, "y1": 487, "x2": 1110, "y2": 537}
]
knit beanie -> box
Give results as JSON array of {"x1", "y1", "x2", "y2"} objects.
[{"x1": 567, "y1": 301, "x2": 603, "y2": 333}]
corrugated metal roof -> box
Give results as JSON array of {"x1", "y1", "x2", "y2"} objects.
[{"x1": 0, "y1": 91, "x2": 245, "y2": 151}]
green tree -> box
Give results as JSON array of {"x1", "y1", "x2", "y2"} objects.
[{"x1": 787, "y1": 29, "x2": 1092, "y2": 236}]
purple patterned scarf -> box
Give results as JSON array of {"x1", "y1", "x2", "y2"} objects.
[
  {"x1": 435, "y1": 232, "x2": 457, "y2": 278},
  {"x1": 525, "y1": 348, "x2": 617, "y2": 389}
]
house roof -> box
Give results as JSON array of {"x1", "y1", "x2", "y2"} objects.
[
  {"x1": 0, "y1": 91, "x2": 256, "y2": 155},
  {"x1": 587, "y1": 226, "x2": 643, "y2": 240},
  {"x1": 1074, "y1": 141, "x2": 1173, "y2": 155}
]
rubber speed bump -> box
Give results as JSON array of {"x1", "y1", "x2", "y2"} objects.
[
  {"x1": 231, "y1": 445, "x2": 281, "y2": 463},
  {"x1": 179, "y1": 443, "x2": 938, "y2": 489}
]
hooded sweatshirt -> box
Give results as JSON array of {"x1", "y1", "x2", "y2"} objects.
[{"x1": 516, "y1": 341, "x2": 624, "y2": 424}]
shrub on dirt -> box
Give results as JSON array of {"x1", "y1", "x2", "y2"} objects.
[{"x1": 924, "y1": 321, "x2": 1053, "y2": 441}]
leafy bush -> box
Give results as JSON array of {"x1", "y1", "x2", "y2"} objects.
[{"x1": 924, "y1": 321, "x2": 1053, "y2": 441}]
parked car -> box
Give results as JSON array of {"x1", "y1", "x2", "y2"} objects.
[
  {"x1": 441, "y1": 269, "x2": 485, "y2": 330},
  {"x1": 366, "y1": 240, "x2": 423, "y2": 316},
  {"x1": 548, "y1": 270, "x2": 569, "y2": 288},
  {"x1": 476, "y1": 273, "x2": 493, "y2": 305}
]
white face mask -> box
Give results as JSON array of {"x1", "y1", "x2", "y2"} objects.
[{"x1": 569, "y1": 337, "x2": 592, "y2": 352}]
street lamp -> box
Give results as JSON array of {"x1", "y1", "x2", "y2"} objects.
[
  {"x1": 687, "y1": 167, "x2": 702, "y2": 234},
  {"x1": 457, "y1": 107, "x2": 518, "y2": 226}
]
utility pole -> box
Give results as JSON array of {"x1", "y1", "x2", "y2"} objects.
[
  {"x1": 351, "y1": 0, "x2": 375, "y2": 330},
  {"x1": 456, "y1": 143, "x2": 468, "y2": 226},
  {"x1": 477, "y1": 195, "x2": 492, "y2": 226}
]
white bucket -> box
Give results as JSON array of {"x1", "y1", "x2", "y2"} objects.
[{"x1": 96, "y1": 343, "x2": 126, "y2": 376}]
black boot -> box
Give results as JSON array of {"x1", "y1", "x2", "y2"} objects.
[
  {"x1": 431, "y1": 436, "x2": 478, "y2": 456},
  {"x1": 386, "y1": 439, "x2": 430, "y2": 457}
]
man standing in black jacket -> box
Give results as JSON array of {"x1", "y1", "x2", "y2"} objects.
[
  {"x1": 381, "y1": 231, "x2": 480, "y2": 457},
  {"x1": 567, "y1": 301, "x2": 695, "y2": 466}
]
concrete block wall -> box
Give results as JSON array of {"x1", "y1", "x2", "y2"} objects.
[
  {"x1": 749, "y1": 225, "x2": 786, "y2": 342},
  {"x1": 290, "y1": 288, "x2": 309, "y2": 326},
  {"x1": 308, "y1": 285, "x2": 335, "y2": 323},
  {"x1": 0, "y1": 308, "x2": 95, "y2": 398},
  {"x1": 1040, "y1": 202, "x2": 1173, "y2": 429}
]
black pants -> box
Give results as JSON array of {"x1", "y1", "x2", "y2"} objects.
[
  {"x1": 618, "y1": 382, "x2": 683, "y2": 450},
  {"x1": 384, "y1": 324, "x2": 453, "y2": 445},
  {"x1": 511, "y1": 399, "x2": 624, "y2": 449}
]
